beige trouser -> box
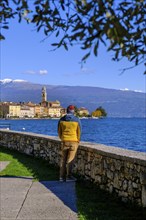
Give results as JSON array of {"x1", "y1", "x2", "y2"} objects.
[{"x1": 60, "y1": 141, "x2": 79, "y2": 179}]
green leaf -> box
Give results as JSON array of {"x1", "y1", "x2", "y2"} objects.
[
  {"x1": 115, "y1": 49, "x2": 120, "y2": 60},
  {"x1": 44, "y1": 29, "x2": 48, "y2": 35},
  {"x1": 34, "y1": 0, "x2": 41, "y2": 5},
  {"x1": 53, "y1": 8, "x2": 59, "y2": 16},
  {"x1": 37, "y1": 24, "x2": 43, "y2": 32},
  {"x1": 22, "y1": 1, "x2": 28, "y2": 9},
  {"x1": 2, "y1": 26, "x2": 9, "y2": 29},
  {"x1": 56, "y1": 30, "x2": 59, "y2": 37},
  {"x1": 63, "y1": 43, "x2": 68, "y2": 51},
  {"x1": 51, "y1": 43, "x2": 59, "y2": 47},
  {"x1": 0, "y1": 35, "x2": 5, "y2": 40},
  {"x1": 82, "y1": 52, "x2": 90, "y2": 61},
  {"x1": 46, "y1": 23, "x2": 53, "y2": 31},
  {"x1": 130, "y1": 55, "x2": 137, "y2": 61},
  {"x1": 94, "y1": 41, "x2": 99, "y2": 56},
  {"x1": 60, "y1": 1, "x2": 65, "y2": 11},
  {"x1": 31, "y1": 15, "x2": 40, "y2": 23},
  {"x1": 12, "y1": 0, "x2": 21, "y2": 4}
]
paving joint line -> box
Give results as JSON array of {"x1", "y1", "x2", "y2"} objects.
[{"x1": 16, "y1": 179, "x2": 34, "y2": 219}]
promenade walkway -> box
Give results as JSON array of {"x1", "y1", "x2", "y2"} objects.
[{"x1": 0, "y1": 162, "x2": 78, "y2": 220}]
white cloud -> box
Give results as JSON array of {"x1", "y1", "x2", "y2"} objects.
[
  {"x1": 39, "y1": 70, "x2": 48, "y2": 75},
  {"x1": 23, "y1": 69, "x2": 48, "y2": 75},
  {"x1": 13, "y1": 79, "x2": 27, "y2": 82},
  {"x1": 23, "y1": 70, "x2": 36, "y2": 74}
]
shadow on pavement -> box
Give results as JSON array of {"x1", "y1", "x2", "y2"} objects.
[{"x1": 41, "y1": 180, "x2": 77, "y2": 213}]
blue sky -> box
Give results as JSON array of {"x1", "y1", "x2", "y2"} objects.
[{"x1": 1, "y1": 17, "x2": 145, "y2": 93}]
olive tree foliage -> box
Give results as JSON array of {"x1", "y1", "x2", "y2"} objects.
[
  {"x1": 1, "y1": 0, "x2": 146, "y2": 73},
  {"x1": 92, "y1": 106, "x2": 107, "y2": 117}
]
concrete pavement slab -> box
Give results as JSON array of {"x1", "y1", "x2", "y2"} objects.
[
  {"x1": 0, "y1": 161, "x2": 10, "y2": 171},
  {"x1": 0, "y1": 177, "x2": 33, "y2": 219},
  {"x1": 0, "y1": 178, "x2": 78, "y2": 220},
  {"x1": 41, "y1": 181, "x2": 78, "y2": 212},
  {"x1": 18, "y1": 181, "x2": 78, "y2": 220},
  {"x1": 0, "y1": 177, "x2": 33, "y2": 193}
]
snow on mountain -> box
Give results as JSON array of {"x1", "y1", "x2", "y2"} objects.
[
  {"x1": 0, "y1": 78, "x2": 12, "y2": 84},
  {"x1": 133, "y1": 90, "x2": 143, "y2": 93},
  {"x1": 0, "y1": 79, "x2": 27, "y2": 84},
  {"x1": 120, "y1": 88, "x2": 143, "y2": 93}
]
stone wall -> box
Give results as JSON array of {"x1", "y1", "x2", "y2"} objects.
[{"x1": 0, "y1": 130, "x2": 146, "y2": 207}]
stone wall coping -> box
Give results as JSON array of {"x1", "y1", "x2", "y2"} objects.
[
  {"x1": 1, "y1": 129, "x2": 146, "y2": 166},
  {"x1": 79, "y1": 142, "x2": 146, "y2": 166},
  {"x1": 0, "y1": 129, "x2": 60, "y2": 142}
]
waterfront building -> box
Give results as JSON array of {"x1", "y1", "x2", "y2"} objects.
[
  {"x1": 20, "y1": 105, "x2": 35, "y2": 118},
  {"x1": 34, "y1": 105, "x2": 41, "y2": 117},
  {"x1": 0, "y1": 102, "x2": 21, "y2": 118},
  {"x1": 48, "y1": 106, "x2": 63, "y2": 118},
  {"x1": 25, "y1": 101, "x2": 36, "y2": 107},
  {"x1": 34, "y1": 105, "x2": 46, "y2": 117},
  {"x1": 9, "y1": 104, "x2": 21, "y2": 118}
]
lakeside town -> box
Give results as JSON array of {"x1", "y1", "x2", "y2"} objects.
[{"x1": 0, "y1": 86, "x2": 107, "y2": 119}]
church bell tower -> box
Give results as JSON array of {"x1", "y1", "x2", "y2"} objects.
[{"x1": 42, "y1": 86, "x2": 47, "y2": 102}]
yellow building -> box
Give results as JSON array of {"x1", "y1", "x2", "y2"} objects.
[
  {"x1": 20, "y1": 105, "x2": 35, "y2": 118},
  {"x1": 34, "y1": 105, "x2": 47, "y2": 117},
  {"x1": 9, "y1": 104, "x2": 21, "y2": 117},
  {"x1": 48, "y1": 107, "x2": 62, "y2": 118},
  {"x1": 0, "y1": 102, "x2": 21, "y2": 118}
]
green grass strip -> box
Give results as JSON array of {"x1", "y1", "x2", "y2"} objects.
[{"x1": 0, "y1": 146, "x2": 59, "y2": 181}]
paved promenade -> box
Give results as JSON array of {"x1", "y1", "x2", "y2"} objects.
[{"x1": 0, "y1": 162, "x2": 78, "y2": 220}]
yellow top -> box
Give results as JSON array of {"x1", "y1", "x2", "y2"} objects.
[{"x1": 58, "y1": 121, "x2": 81, "y2": 142}]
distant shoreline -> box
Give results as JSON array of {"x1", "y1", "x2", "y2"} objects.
[{"x1": 0, "y1": 116, "x2": 145, "y2": 120}]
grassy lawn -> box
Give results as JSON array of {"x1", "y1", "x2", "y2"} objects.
[
  {"x1": 0, "y1": 146, "x2": 59, "y2": 181},
  {"x1": 0, "y1": 146, "x2": 146, "y2": 220}
]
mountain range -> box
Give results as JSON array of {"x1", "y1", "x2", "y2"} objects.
[{"x1": 0, "y1": 79, "x2": 145, "y2": 117}]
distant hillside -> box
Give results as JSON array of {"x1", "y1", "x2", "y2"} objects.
[{"x1": 0, "y1": 80, "x2": 145, "y2": 117}]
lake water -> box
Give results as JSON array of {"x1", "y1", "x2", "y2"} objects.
[{"x1": 0, "y1": 118, "x2": 146, "y2": 153}]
